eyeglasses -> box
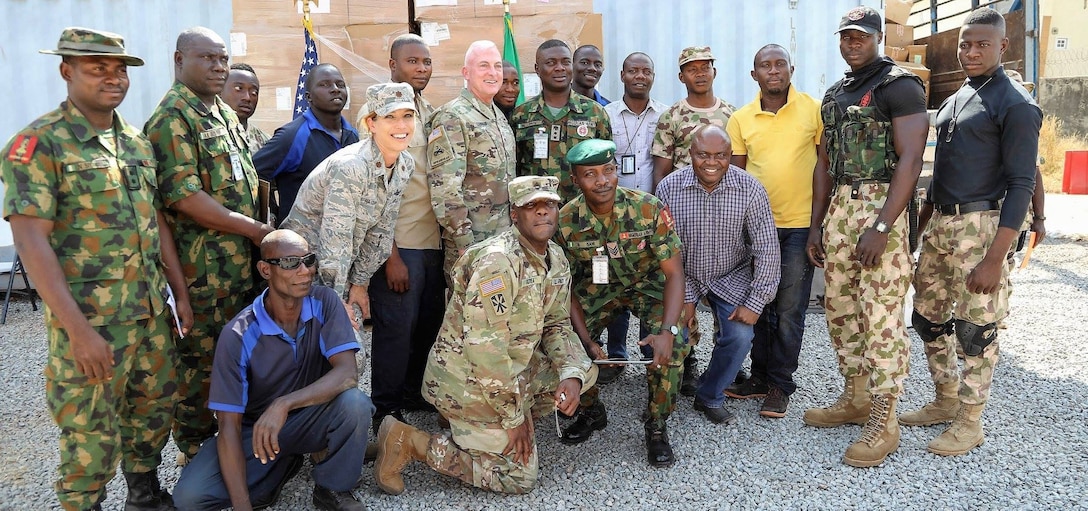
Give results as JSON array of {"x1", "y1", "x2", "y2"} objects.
[{"x1": 262, "y1": 253, "x2": 317, "y2": 270}]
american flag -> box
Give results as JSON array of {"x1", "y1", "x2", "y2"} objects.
[{"x1": 294, "y1": 27, "x2": 318, "y2": 118}]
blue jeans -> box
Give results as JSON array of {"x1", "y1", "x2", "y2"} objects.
[
  {"x1": 604, "y1": 309, "x2": 653, "y2": 359},
  {"x1": 694, "y1": 293, "x2": 755, "y2": 408},
  {"x1": 751, "y1": 228, "x2": 814, "y2": 395},
  {"x1": 368, "y1": 248, "x2": 446, "y2": 415},
  {"x1": 173, "y1": 389, "x2": 374, "y2": 510}
]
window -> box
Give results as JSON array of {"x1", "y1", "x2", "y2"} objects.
[{"x1": 1056, "y1": 37, "x2": 1069, "y2": 49}]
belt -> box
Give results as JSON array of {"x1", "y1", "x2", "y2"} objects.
[
  {"x1": 934, "y1": 200, "x2": 1001, "y2": 216},
  {"x1": 836, "y1": 178, "x2": 891, "y2": 199}
]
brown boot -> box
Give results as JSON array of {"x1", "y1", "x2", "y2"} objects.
[
  {"x1": 927, "y1": 403, "x2": 985, "y2": 456},
  {"x1": 803, "y1": 374, "x2": 871, "y2": 427},
  {"x1": 900, "y1": 381, "x2": 961, "y2": 426},
  {"x1": 374, "y1": 415, "x2": 431, "y2": 495},
  {"x1": 843, "y1": 394, "x2": 900, "y2": 467}
]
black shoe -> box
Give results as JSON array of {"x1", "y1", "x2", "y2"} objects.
[
  {"x1": 122, "y1": 469, "x2": 174, "y2": 511},
  {"x1": 759, "y1": 387, "x2": 790, "y2": 419},
  {"x1": 402, "y1": 395, "x2": 437, "y2": 413},
  {"x1": 644, "y1": 424, "x2": 675, "y2": 467},
  {"x1": 597, "y1": 359, "x2": 627, "y2": 385},
  {"x1": 312, "y1": 484, "x2": 365, "y2": 511},
  {"x1": 372, "y1": 409, "x2": 406, "y2": 434},
  {"x1": 693, "y1": 400, "x2": 736, "y2": 424},
  {"x1": 252, "y1": 454, "x2": 304, "y2": 510},
  {"x1": 724, "y1": 375, "x2": 769, "y2": 399},
  {"x1": 559, "y1": 402, "x2": 608, "y2": 445},
  {"x1": 680, "y1": 355, "x2": 700, "y2": 397},
  {"x1": 734, "y1": 368, "x2": 749, "y2": 386}
]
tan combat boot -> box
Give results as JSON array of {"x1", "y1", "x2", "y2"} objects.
[
  {"x1": 375, "y1": 415, "x2": 431, "y2": 495},
  {"x1": 843, "y1": 394, "x2": 900, "y2": 467},
  {"x1": 927, "y1": 403, "x2": 985, "y2": 456},
  {"x1": 900, "y1": 381, "x2": 961, "y2": 426},
  {"x1": 803, "y1": 374, "x2": 871, "y2": 427}
]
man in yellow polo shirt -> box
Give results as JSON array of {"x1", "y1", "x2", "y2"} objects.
[{"x1": 724, "y1": 44, "x2": 822, "y2": 419}]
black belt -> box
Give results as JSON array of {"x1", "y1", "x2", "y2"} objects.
[{"x1": 934, "y1": 200, "x2": 1001, "y2": 215}]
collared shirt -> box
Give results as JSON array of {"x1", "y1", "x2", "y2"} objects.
[
  {"x1": 652, "y1": 97, "x2": 737, "y2": 170},
  {"x1": 280, "y1": 138, "x2": 412, "y2": 297},
  {"x1": 577, "y1": 89, "x2": 611, "y2": 106},
  {"x1": 655, "y1": 166, "x2": 780, "y2": 312},
  {"x1": 2, "y1": 101, "x2": 168, "y2": 327},
  {"x1": 932, "y1": 67, "x2": 1041, "y2": 230},
  {"x1": 605, "y1": 97, "x2": 667, "y2": 192},
  {"x1": 253, "y1": 109, "x2": 360, "y2": 221},
  {"x1": 144, "y1": 81, "x2": 259, "y2": 301},
  {"x1": 726, "y1": 85, "x2": 822, "y2": 228},
  {"x1": 209, "y1": 285, "x2": 359, "y2": 425}
]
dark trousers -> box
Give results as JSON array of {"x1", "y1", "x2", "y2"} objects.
[
  {"x1": 173, "y1": 388, "x2": 374, "y2": 510},
  {"x1": 604, "y1": 309, "x2": 653, "y2": 359},
  {"x1": 368, "y1": 248, "x2": 446, "y2": 415},
  {"x1": 751, "y1": 228, "x2": 814, "y2": 395}
]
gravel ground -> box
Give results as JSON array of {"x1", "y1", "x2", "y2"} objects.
[{"x1": 2, "y1": 237, "x2": 1087, "y2": 510}]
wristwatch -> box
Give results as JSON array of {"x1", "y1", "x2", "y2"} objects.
[
  {"x1": 661, "y1": 324, "x2": 680, "y2": 336},
  {"x1": 873, "y1": 220, "x2": 890, "y2": 234}
]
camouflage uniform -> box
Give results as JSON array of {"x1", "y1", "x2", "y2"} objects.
[
  {"x1": 651, "y1": 97, "x2": 736, "y2": 170},
  {"x1": 819, "y1": 67, "x2": 923, "y2": 397},
  {"x1": 280, "y1": 138, "x2": 413, "y2": 298},
  {"x1": 428, "y1": 88, "x2": 516, "y2": 277},
  {"x1": 422, "y1": 228, "x2": 593, "y2": 493},
  {"x1": 242, "y1": 123, "x2": 270, "y2": 155},
  {"x1": 510, "y1": 93, "x2": 612, "y2": 200},
  {"x1": 557, "y1": 188, "x2": 688, "y2": 429},
  {"x1": 2, "y1": 100, "x2": 177, "y2": 510},
  {"x1": 144, "y1": 81, "x2": 260, "y2": 457}
]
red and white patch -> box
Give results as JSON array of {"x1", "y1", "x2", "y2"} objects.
[
  {"x1": 846, "y1": 7, "x2": 867, "y2": 21},
  {"x1": 576, "y1": 124, "x2": 589, "y2": 137},
  {"x1": 661, "y1": 206, "x2": 675, "y2": 230},
  {"x1": 6, "y1": 135, "x2": 38, "y2": 164}
]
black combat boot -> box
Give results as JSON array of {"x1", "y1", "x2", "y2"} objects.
[
  {"x1": 123, "y1": 470, "x2": 174, "y2": 511},
  {"x1": 680, "y1": 353, "x2": 700, "y2": 396},
  {"x1": 644, "y1": 422, "x2": 675, "y2": 467},
  {"x1": 559, "y1": 401, "x2": 608, "y2": 445}
]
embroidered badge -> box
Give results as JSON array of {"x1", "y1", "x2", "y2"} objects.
[
  {"x1": 638, "y1": 239, "x2": 647, "y2": 251},
  {"x1": 489, "y1": 293, "x2": 509, "y2": 316},
  {"x1": 577, "y1": 124, "x2": 589, "y2": 137},
  {"x1": 7, "y1": 135, "x2": 38, "y2": 164},
  {"x1": 428, "y1": 126, "x2": 443, "y2": 143},
  {"x1": 606, "y1": 241, "x2": 621, "y2": 259},
  {"x1": 479, "y1": 275, "x2": 507, "y2": 296},
  {"x1": 847, "y1": 7, "x2": 866, "y2": 20},
  {"x1": 661, "y1": 206, "x2": 675, "y2": 230}
]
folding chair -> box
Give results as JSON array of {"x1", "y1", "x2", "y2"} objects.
[{"x1": 0, "y1": 220, "x2": 39, "y2": 324}]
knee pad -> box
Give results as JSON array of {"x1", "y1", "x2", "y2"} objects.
[
  {"x1": 912, "y1": 310, "x2": 953, "y2": 343},
  {"x1": 954, "y1": 319, "x2": 997, "y2": 357}
]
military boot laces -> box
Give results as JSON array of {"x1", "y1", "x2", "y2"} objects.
[
  {"x1": 803, "y1": 374, "x2": 870, "y2": 427},
  {"x1": 927, "y1": 403, "x2": 985, "y2": 456},
  {"x1": 842, "y1": 394, "x2": 900, "y2": 468}
]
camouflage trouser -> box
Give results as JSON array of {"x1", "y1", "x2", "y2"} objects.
[
  {"x1": 913, "y1": 210, "x2": 1005, "y2": 405},
  {"x1": 822, "y1": 183, "x2": 913, "y2": 397},
  {"x1": 173, "y1": 293, "x2": 251, "y2": 457},
  {"x1": 578, "y1": 291, "x2": 690, "y2": 429},
  {"x1": 45, "y1": 310, "x2": 178, "y2": 511}
]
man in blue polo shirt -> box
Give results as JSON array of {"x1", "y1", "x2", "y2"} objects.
[
  {"x1": 173, "y1": 229, "x2": 370, "y2": 511},
  {"x1": 254, "y1": 64, "x2": 359, "y2": 224}
]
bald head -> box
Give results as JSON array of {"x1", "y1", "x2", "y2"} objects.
[
  {"x1": 692, "y1": 124, "x2": 730, "y2": 148},
  {"x1": 690, "y1": 125, "x2": 732, "y2": 190},
  {"x1": 176, "y1": 26, "x2": 224, "y2": 52},
  {"x1": 260, "y1": 229, "x2": 309, "y2": 260}
]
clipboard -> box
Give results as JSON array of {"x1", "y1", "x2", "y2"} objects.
[{"x1": 258, "y1": 179, "x2": 272, "y2": 223}]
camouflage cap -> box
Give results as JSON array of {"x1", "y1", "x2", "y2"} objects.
[
  {"x1": 1005, "y1": 69, "x2": 1035, "y2": 94},
  {"x1": 366, "y1": 82, "x2": 416, "y2": 117},
  {"x1": 39, "y1": 27, "x2": 144, "y2": 66},
  {"x1": 509, "y1": 175, "x2": 561, "y2": 207},
  {"x1": 836, "y1": 6, "x2": 882, "y2": 35},
  {"x1": 566, "y1": 139, "x2": 616, "y2": 167},
  {"x1": 678, "y1": 46, "x2": 714, "y2": 68}
]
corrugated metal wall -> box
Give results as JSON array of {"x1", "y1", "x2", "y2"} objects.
[
  {"x1": 591, "y1": 0, "x2": 881, "y2": 108},
  {"x1": 0, "y1": 0, "x2": 232, "y2": 143}
]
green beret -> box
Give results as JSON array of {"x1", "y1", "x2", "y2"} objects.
[{"x1": 565, "y1": 139, "x2": 617, "y2": 167}]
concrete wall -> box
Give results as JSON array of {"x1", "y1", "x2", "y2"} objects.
[
  {"x1": 1041, "y1": 0, "x2": 1088, "y2": 77},
  {"x1": 1040, "y1": 76, "x2": 1088, "y2": 136}
]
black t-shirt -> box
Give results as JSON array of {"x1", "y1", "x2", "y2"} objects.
[
  {"x1": 931, "y1": 67, "x2": 1041, "y2": 229},
  {"x1": 831, "y1": 58, "x2": 927, "y2": 121}
]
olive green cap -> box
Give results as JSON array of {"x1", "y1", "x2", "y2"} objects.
[
  {"x1": 40, "y1": 27, "x2": 144, "y2": 66},
  {"x1": 565, "y1": 139, "x2": 617, "y2": 167}
]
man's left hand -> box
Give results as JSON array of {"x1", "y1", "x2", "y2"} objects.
[
  {"x1": 1031, "y1": 218, "x2": 1046, "y2": 246},
  {"x1": 554, "y1": 378, "x2": 582, "y2": 416},
  {"x1": 638, "y1": 332, "x2": 674, "y2": 369},
  {"x1": 728, "y1": 305, "x2": 759, "y2": 326},
  {"x1": 175, "y1": 296, "x2": 194, "y2": 338},
  {"x1": 966, "y1": 258, "x2": 1004, "y2": 295},
  {"x1": 252, "y1": 400, "x2": 289, "y2": 464},
  {"x1": 854, "y1": 228, "x2": 889, "y2": 268}
]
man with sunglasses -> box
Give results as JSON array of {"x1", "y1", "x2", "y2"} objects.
[{"x1": 174, "y1": 229, "x2": 370, "y2": 511}]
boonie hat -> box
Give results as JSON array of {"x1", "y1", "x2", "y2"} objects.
[
  {"x1": 678, "y1": 46, "x2": 715, "y2": 68},
  {"x1": 836, "y1": 6, "x2": 882, "y2": 35},
  {"x1": 566, "y1": 139, "x2": 616, "y2": 167},
  {"x1": 40, "y1": 27, "x2": 144, "y2": 66},
  {"x1": 366, "y1": 83, "x2": 416, "y2": 117},
  {"x1": 509, "y1": 176, "x2": 561, "y2": 207}
]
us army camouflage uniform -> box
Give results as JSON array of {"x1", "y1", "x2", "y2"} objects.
[
  {"x1": 556, "y1": 188, "x2": 688, "y2": 429},
  {"x1": 428, "y1": 88, "x2": 515, "y2": 278},
  {"x1": 281, "y1": 138, "x2": 413, "y2": 298},
  {"x1": 651, "y1": 98, "x2": 736, "y2": 170},
  {"x1": 510, "y1": 93, "x2": 612, "y2": 200},
  {"x1": 2, "y1": 101, "x2": 177, "y2": 511},
  {"x1": 819, "y1": 68, "x2": 923, "y2": 397},
  {"x1": 144, "y1": 81, "x2": 260, "y2": 457},
  {"x1": 422, "y1": 229, "x2": 592, "y2": 494}
]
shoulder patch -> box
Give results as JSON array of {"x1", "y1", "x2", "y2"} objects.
[
  {"x1": 478, "y1": 275, "x2": 507, "y2": 296},
  {"x1": 7, "y1": 135, "x2": 38, "y2": 164},
  {"x1": 428, "y1": 126, "x2": 443, "y2": 143},
  {"x1": 661, "y1": 206, "x2": 675, "y2": 230}
]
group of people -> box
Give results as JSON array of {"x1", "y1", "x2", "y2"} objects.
[{"x1": 0, "y1": 4, "x2": 1043, "y2": 511}]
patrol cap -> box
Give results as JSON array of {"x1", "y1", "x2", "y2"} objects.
[
  {"x1": 509, "y1": 175, "x2": 561, "y2": 207},
  {"x1": 40, "y1": 27, "x2": 144, "y2": 66},
  {"x1": 366, "y1": 83, "x2": 416, "y2": 117},
  {"x1": 678, "y1": 46, "x2": 714, "y2": 68},
  {"x1": 1005, "y1": 70, "x2": 1035, "y2": 94},
  {"x1": 566, "y1": 139, "x2": 617, "y2": 167},
  {"x1": 836, "y1": 6, "x2": 882, "y2": 35}
]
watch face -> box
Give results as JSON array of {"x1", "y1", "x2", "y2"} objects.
[{"x1": 670, "y1": 325, "x2": 680, "y2": 335}]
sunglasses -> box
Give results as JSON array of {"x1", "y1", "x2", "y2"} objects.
[{"x1": 262, "y1": 253, "x2": 318, "y2": 270}]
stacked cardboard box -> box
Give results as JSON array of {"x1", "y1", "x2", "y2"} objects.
[
  {"x1": 415, "y1": 0, "x2": 601, "y2": 107},
  {"x1": 883, "y1": 2, "x2": 929, "y2": 101}
]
